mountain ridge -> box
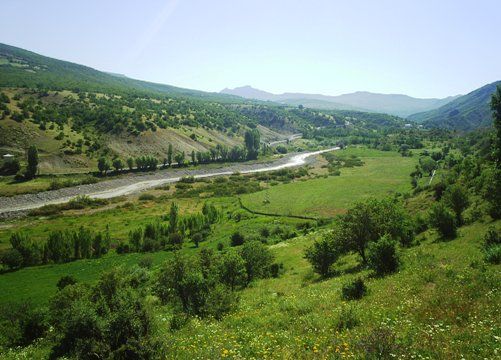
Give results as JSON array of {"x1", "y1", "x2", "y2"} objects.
[
  {"x1": 221, "y1": 85, "x2": 460, "y2": 117},
  {"x1": 408, "y1": 80, "x2": 501, "y2": 130}
]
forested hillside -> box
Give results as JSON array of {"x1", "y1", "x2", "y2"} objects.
[
  {"x1": 409, "y1": 81, "x2": 501, "y2": 130},
  {"x1": 0, "y1": 43, "x2": 407, "y2": 173}
]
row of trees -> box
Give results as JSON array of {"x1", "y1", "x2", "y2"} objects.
[
  {"x1": 1, "y1": 227, "x2": 110, "y2": 270},
  {"x1": 118, "y1": 202, "x2": 220, "y2": 253},
  {"x1": 97, "y1": 130, "x2": 261, "y2": 175}
]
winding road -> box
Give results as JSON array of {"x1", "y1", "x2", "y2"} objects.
[{"x1": 0, "y1": 147, "x2": 339, "y2": 215}]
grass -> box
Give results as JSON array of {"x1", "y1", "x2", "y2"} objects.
[
  {"x1": 241, "y1": 147, "x2": 417, "y2": 217},
  {"x1": 160, "y1": 220, "x2": 500, "y2": 359},
  {"x1": 0, "y1": 145, "x2": 499, "y2": 359}
]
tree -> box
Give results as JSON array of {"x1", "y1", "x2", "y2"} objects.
[
  {"x1": 191, "y1": 150, "x2": 196, "y2": 165},
  {"x1": 443, "y1": 184, "x2": 469, "y2": 225},
  {"x1": 335, "y1": 198, "x2": 413, "y2": 263},
  {"x1": 126, "y1": 157, "x2": 134, "y2": 171},
  {"x1": 167, "y1": 144, "x2": 173, "y2": 167},
  {"x1": 169, "y1": 202, "x2": 179, "y2": 233},
  {"x1": 97, "y1": 157, "x2": 110, "y2": 175},
  {"x1": 240, "y1": 241, "x2": 274, "y2": 283},
  {"x1": 112, "y1": 158, "x2": 124, "y2": 172},
  {"x1": 25, "y1": 145, "x2": 39, "y2": 179},
  {"x1": 175, "y1": 151, "x2": 185, "y2": 167},
  {"x1": 218, "y1": 250, "x2": 247, "y2": 290},
  {"x1": 244, "y1": 129, "x2": 260, "y2": 160},
  {"x1": 419, "y1": 157, "x2": 437, "y2": 176},
  {"x1": 428, "y1": 202, "x2": 457, "y2": 239},
  {"x1": 304, "y1": 236, "x2": 341, "y2": 277},
  {"x1": 491, "y1": 85, "x2": 501, "y2": 166},
  {"x1": 367, "y1": 235, "x2": 400, "y2": 276},
  {"x1": 1, "y1": 248, "x2": 23, "y2": 270}
]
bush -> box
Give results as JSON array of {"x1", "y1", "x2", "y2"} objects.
[
  {"x1": 358, "y1": 326, "x2": 401, "y2": 359},
  {"x1": 341, "y1": 278, "x2": 367, "y2": 300},
  {"x1": 170, "y1": 312, "x2": 189, "y2": 331},
  {"x1": 428, "y1": 202, "x2": 457, "y2": 239},
  {"x1": 304, "y1": 237, "x2": 341, "y2": 277},
  {"x1": 334, "y1": 306, "x2": 360, "y2": 331},
  {"x1": 56, "y1": 275, "x2": 77, "y2": 290},
  {"x1": 367, "y1": 236, "x2": 399, "y2": 276},
  {"x1": 484, "y1": 226, "x2": 500, "y2": 248},
  {"x1": 230, "y1": 231, "x2": 245, "y2": 246},
  {"x1": 138, "y1": 193, "x2": 156, "y2": 201},
  {"x1": 0, "y1": 248, "x2": 24, "y2": 270},
  {"x1": 0, "y1": 158, "x2": 20, "y2": 175},
  {"x1": 485, "y1": 245, "x2": 501, "y2": 264}
]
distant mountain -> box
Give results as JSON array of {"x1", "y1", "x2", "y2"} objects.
[
  {"x1": 221, "y1": 86, "x2": 459, "y2": 117},
  {"x1": 408, "y1": 81, "x2": 500, "y2": 130}
]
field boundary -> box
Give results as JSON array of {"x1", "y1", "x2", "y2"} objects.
[{"x1": 237, "y1": 197, "x2": 324, "y2": 221}]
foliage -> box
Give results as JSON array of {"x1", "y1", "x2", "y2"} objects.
[
  {"x1": 367, "y1": 236, "x2": 400, "y2": 276},
  {"x1": 428, "y1": 202, "x2": 457, "y2": 239},
  {"x1": 304, "y1": 236, "x2": 341, "y2": 277},
  {"x1": 240, "y1": 241, "x2": 274, "y2": 284},
  {"x1": 341, "y1": 278, "x2": 367, "y2": 300},
  {"x1": 442, "y1": 184, "x2": 470, "y2": 224},
  {"x1": 25, "y1": 145, "x2": 39, "y2": 179}
]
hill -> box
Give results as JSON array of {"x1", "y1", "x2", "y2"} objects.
[
  {"x1": 221, "y1": 86, "x2": 458, "y2": 117},
  {"x1": 408, "y1": 81, "x2": 501, "y2": 130},
  {"x1": 0, "y1": 44, "x2": 406, "y2": 174}
]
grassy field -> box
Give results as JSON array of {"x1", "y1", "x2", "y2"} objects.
[
  {"x1": 0, "y1": 146, "x2": 499, "y2": 359},
  {"x1": 241, "y1": 147, "x2": 417, "y2": 217},
  {"x1": 160, "y1": 219, "x2": 500, "y2": 359}
]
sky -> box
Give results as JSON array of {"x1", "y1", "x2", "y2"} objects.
[{"x1": 1, "y1": 0, "x2": 500, "y2": 98}]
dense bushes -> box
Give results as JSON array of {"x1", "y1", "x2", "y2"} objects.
[
  {"x1": 120, "y1": 202, "x2": 220, "y2": 254},
  {"x1": 483, "y1": 226, "x2": 501, "y2": 264},
  {"x1": 428, "y1": 202, "x2": 457, "y2": 239},
  {"x1": 48, "y1": 268, "x2": 162, "y2": 359},
  {"x1": 0, "y1": 227, "x2": 111, "y2": 271},
  {"x1": 156, "y1": 243, "x2": 276, "y2": 321},
  {"x1": 305, "y1": 197, "x2": 410, "y2": 278}
]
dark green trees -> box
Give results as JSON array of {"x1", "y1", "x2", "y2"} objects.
[
  {"x1": 167, "y1": 143, "x2": 173, "y2": 167},
  {"x1": 304, "y1": 236, "x2": 340, "y2": 277},
  {"x1": 25, "y1": 145, "x2": 39, "y2": 179},
  {"x1": 97, "y1": 157, "x2": 110, "y2": 175},
  {"x1": 491, "y1": 85, "x2": 501, "y2": 165},
  {"x1": 244, "y1": 129, "x2": 260, "y2": 160}
]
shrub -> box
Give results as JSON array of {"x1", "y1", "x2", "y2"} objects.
[
  {"x1": 1, "y1": 248, "x2": 23, "y2": 270},
  {"x1": 341, "y1": 278, "x2": 367, "y2": 300},
  {"x1": 485, "y1": 245, "x2": 501, "y2": 264},
  {"x1": 0, "y1": 158, "x2": 20, "y2": 175},
  {"x1": 367, "y1": 236, "x2": 399, "y2": 276},
  {"x1": 484, "y1": 226, "x2": 501, "y2": 248},
  {"x1": 270, "y1": 262, "x2": 284, "y2": 278},
  {"x1": 428, "y1": 202, "x2": 457, "y2": 239},
  {"x1": 334, "y1": 306, "x2": 360, "y2": 331},
  {"x1": 358, "y1": 326, "x2": 400, "y2": 359},
  {"x1": 304, "y1": 237, "x2": 341, "y2": 277},
  {"x1": 230, "y1": 231, "x2": 245, "y2": 246},
  {"x1": 56, "y1": 275, "x2": 77, "y2": 290},
  {"x1": 138, "y1": 193, "x2": 156, "y2": 201},
  {"x1": 443, "y1": 184, "x2": 470, "y2": 225},
  {"x1": 170, "y1": 312, "x2": 189, "y2": 331},
  {"x1": 217, "y1": 242, "x2": 224, "y2": 251}
]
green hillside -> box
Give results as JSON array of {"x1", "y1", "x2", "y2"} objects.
[{"x1": 408, "y1": 81, "x2": 501, "y2": 130}]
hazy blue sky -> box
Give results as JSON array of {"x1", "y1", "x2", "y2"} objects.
[{"x1": 2, "y1": 0, "x2": 500, "y2": 98}]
